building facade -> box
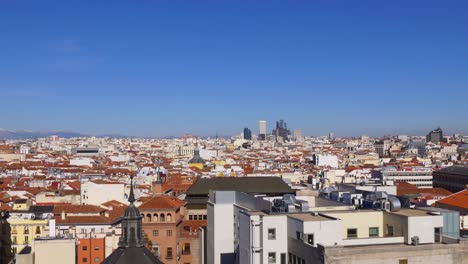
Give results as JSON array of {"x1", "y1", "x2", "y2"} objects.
[{"x1": 433, "y1": 166, "x2": 468, "y2": 193}]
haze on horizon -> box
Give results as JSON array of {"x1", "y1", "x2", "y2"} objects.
[{"x1": 0, "y1": 0, "x2": 467, "y2": 137}]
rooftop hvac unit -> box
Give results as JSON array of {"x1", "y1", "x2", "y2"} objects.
[{"x1": 411, "y1": 236, "x2": 419, "y2": 246}]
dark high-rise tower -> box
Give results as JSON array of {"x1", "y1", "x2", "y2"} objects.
[
  {"x1": 272, "y1": 119, "x2": 290, "y2": 141},
  {"x1": 243, "y1": 127, "x2": 252, "y2": 140},
  {"x1": 426, "y1": 127, "x2": 443, "y2": 143}
]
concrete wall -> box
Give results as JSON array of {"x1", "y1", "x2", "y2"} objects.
[
  {"x1": 238, "y1": 212, "x2": 252, "y2": 264},
  {"x1": 327, "y1": 211, "x2": 384, "y2": 239},
  {"x1": 81, "y1": 181, "x2": 126, "y2": 205},
  {"x1": 208, "y1": 202, "x2": 235, "y2": 264},
  {"x1": 382, "y1": 212, "x2": 408, "y2": 242},
  {"x1": 262, "y1": 215, "x2": 288, "y2": 264},
  {"x1": 34, "y1": 238, "x2": 75, "y2": 264},
  {"x1": 323, "y1": 240, "x2": 468, "y2": 264},
  {"x1": 407, "y1": 215, "x2": 443, "y2": 244}
]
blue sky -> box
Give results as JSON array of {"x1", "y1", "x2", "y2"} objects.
[{"x1": 0, "y1": 0, "x2": 467, "y2": 137}]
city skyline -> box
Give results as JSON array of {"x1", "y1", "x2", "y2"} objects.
[
  {"x1": 1, "y1": 1, "x2": 468, "y2": 137},
  {"x1": 0, "y1": 123, "x2": 461, "y2": 139}
]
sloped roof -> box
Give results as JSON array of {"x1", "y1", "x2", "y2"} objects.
[
  {"x1": 435, "y1": 166, "x2": 468, "y2": 176},
  {"x1": 436, "y1": 189, "x2": 468, "y2": 209},
  {"x1": 138, "y1": 196, "x2": 185, "y2": 211},
  {"x1": 186, "y1": 177, "x2": 294, "y2": 196},
  {"x1": 102, "y1": 247, "x2": 163, "y2": 264}
]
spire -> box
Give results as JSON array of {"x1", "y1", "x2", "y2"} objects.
[{"x1": 128, "y1": 176, "x2": 135, "y2": 203}]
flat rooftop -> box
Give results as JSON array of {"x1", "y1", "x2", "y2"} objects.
[
  {"x1": 288, "y1": 213, "x2": 335, "y2": 222},
  {"x1": 388, "y1": 208, "x2": 433, "y2": 217}
]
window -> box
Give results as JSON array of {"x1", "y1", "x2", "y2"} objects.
[
  {"x1": 24, "y1": 236, "x2": 29, "y2": 244},
  {"x1": 281, "y1": 253, "x2": 286, "y2": 264},
  {"x1": 36, "y1": 226, "x2": 41, "y2": 234},
  {"x1": 94, "y1": 246, "x2": 100, "y2": 250},
  {"x1": 268, "y1": 228, "x2": 276, "y2": 240},
  {"x1": 347, "y1": 228, "x2": 357, "y2": 239},
  {"x1": 160, "y1": 214, "x2": 165, "y2": 222},
  {"x1": 203, "y1": 215, "x2": 208, "y2": 220},
  {"x1": 153, "y1": 230, "x2": 159, "y2": 236},
  {"x1": 94, "y1": 257, "x2": 100, "y2": 263},
  {"x1": 307, "y1": 234, "x2": 314, "y2": 245},
  {"x1": 167, "y1": 230, "x2": 173, "y2": 237},
  {"x1": 83, "y1": 246, "x2": 88, "y2": 251},
  {"x1": 154, "y1": 214, "x2": 158, "y2": 222},
  {"x1": 369, "y1": 227, "x2": 379, "y2": 237},
  {"x1": 296, "y1": 231, "x2": 303, "y2": 240},
  {"x1": 167, "y1": 247, "x2": 173, "y2": 259},
  {"x1": 387, "y1": 225, "x2": 394, "y2": 237},
  {"x1": 153, "y1": 246, "x2": 160, "y2": 257},
  {"x1": 167, "y1": 213, "x2": 172, "y2": 222},
  {"x1": 182, "y1": 243, "x2": 191, "y2": 255},
  {"x1": 399, "y1": 260, "x2": 408, "y2": 264},
  {"x1": 83, "y1": 258, "x2": 88, "y2": 262},
  {"x1": 146, "y1": 213, "x2": 152, "y2": 222},
  {"x1": 268, "y1": 252, "x2": 276, "y2": 263},
  {"x1": 189, "y1": 215, "x2": 193, "y2": 220}
]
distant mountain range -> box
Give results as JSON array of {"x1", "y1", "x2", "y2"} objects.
[
  {"x1": 0, "y1": 129, "x2": 235, "y2": 140},
  {"x1": 0, "y1": 129, "x2": 131, "y2": 140}
]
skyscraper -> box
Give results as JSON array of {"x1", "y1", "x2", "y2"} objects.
[
  {"x1": 243, "y1": 127, "x2": 252, "y2": 140},
  {"x1": 272, "y1": 119, "x2": 290, "y2": 141},
  {"x1": 259, "y1": 120, "x2": 267, "y2": 140},
  {"x1": 293, "y1": 129, "x2": 303, "y2": 141},
  {"x1": 426, "y1": 127, "x2": 443, "y2": 143}
]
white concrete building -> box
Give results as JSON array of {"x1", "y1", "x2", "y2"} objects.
[
  {"x1": 312, "y1": 154, "x2": 338, "y2": 168},
  {"x1": 207, "y1": 190, "x2": 460, "y2": 264},
  {"x1": 80, "y1": 180, "x2": 126, "y2": 205},
  {"x1": 372, "y1": 167, "x2": 433, "y2": 188}
]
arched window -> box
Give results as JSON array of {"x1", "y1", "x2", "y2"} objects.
[
  {"x1": 146, "y1": 214, "x2": 152, "y2": 223},
  {"x1": 153, "y1": 214, "x2": 158, "y2": 222},
  {"x1": 167, "y1": 213, "x2": 172, "y2": 222},
  {"x1": 160, "y1": 213, "x2": 165, "y2": 222}
]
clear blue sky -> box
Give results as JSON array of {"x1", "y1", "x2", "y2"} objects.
[{"x1": 1, "y1": 0, "x2": 467, "y2": 137}]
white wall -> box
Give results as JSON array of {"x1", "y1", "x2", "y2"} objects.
[
  {"x1": 262, "y1": 215, "x2": 288, "y2": 264},
  {"x1": 81, "y1": 182, "x2": 126, "y2": 205},
  {"x1": 408, "y1": 215, "x2": 443, "y2": 244}
]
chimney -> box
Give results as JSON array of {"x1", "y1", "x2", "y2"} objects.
[
  {"x1": 61, "y1": 210, "x2": 66, "y2": 220},
  {"x1": 152, "y1": 181, "x2": 163, "y2": 196},
  {"x1": 104, "y1": 211, "x2": 109, "y2": 218}
]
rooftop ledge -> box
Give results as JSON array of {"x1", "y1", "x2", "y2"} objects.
[{"x1": 342, "y1": 236, "x2": 405, "y2": 246}]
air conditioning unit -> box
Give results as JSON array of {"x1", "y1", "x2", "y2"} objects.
[{"x1": 411, "y1": 236, "x2": 419, "y2": 246}]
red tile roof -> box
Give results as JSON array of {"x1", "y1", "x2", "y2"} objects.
[
  {"x1": 436, "y1": 190, "x2": 468, "y2": 209},
  {"x1": 139, "y1": 196, "x2": 185, "y2": 211}
]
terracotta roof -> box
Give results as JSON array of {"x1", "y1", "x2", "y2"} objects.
[
  {"x1": 436, "y1": 189, "x2": 468, "y2": 209},
  {"x1": 54, "y1": 215, "x2": 121, "y2": 225},
  {"x1": 54, "y1": 204, "x2": 105, "y2": 214},
  {"x1": 138, "y1": 196, "x2": 185, "y2": 211},
  {"x1": 397, "y1": 188, "x2": 452, "y2": 197}
]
